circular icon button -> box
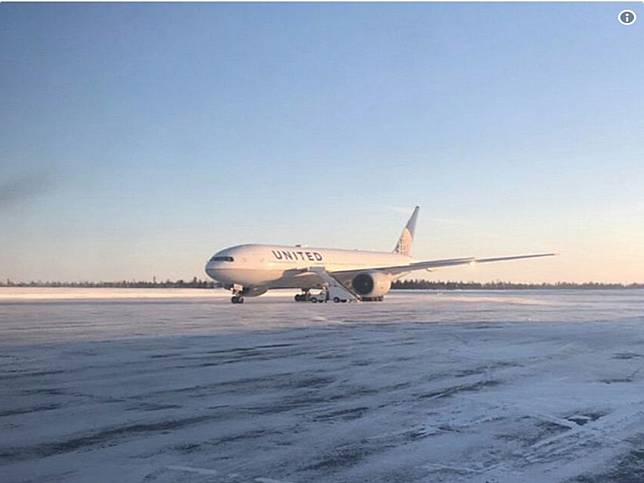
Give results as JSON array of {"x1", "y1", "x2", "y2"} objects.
[{"x1": 618, "y1": 9, "x2": 637, "y2": 26}]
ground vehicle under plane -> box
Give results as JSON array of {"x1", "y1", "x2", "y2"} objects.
[{"x1": 204, "y1": 207, "x2": 554, "y2": 303}]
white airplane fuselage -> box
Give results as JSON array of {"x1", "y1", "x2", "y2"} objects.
[
  {"x1": 204, "y1": 207, "x2": 554, "y2": 303},
  {"x1": 205, "y1": 244, "x2": 410, "y2": 290}
]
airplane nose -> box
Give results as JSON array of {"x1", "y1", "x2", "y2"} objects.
[
  {"x1": 205, "y1": 261, "x2": 218, "y2": 280},
  {"x1": 205, "y1": 253, "x2": 236, "y2": 282}
]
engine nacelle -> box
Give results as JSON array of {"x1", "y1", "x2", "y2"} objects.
[{"x1": 351, "y1": 271, "x2": 392, "y2": 300}]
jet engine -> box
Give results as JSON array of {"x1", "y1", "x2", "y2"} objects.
[{"x1": 351, "y1": 271, "x2": 392, "y2": 301}]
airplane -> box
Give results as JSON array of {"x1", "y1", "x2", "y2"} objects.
[{"x1": 205, "y1": 206, "x2": 555, "y2": 304}]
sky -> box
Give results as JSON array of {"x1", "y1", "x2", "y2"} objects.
[{"x1": 1, "y1": 2, "x2": 643, "y2": 283}]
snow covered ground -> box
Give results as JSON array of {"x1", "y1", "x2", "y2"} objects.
[{"x1": 2, "y1": 288, "x2": 644, "y2": 482}]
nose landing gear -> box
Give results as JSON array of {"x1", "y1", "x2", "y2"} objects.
[{"x1": 230, "y1": 284, "x2": 244, "y2": 304}]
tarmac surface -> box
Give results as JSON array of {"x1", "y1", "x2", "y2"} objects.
[{"x1": 2, "y1": 288, "x2": 644, "y2": 482}]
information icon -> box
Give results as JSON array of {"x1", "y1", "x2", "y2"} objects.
[{"x1": 618, "y1": 9, "x2": 637, "y2": 26}]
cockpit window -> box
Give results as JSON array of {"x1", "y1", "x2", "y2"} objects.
[{"x1": 210, "y1": 256, "x2": 234, "y2": 262}]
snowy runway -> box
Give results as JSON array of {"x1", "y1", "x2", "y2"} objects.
[{"x1": 2, "y1": 289, "x2": 644, "y2": 482}]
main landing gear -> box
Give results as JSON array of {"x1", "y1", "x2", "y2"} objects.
[
  {"x1": 231, "y1": 295, "x2": 244, "y2": 304},
  {"x1": 294, "y1": 290, "x2": 311, "y2": 302}
]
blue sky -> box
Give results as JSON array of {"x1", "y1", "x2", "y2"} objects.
[{"x1": 1, "y1": 3, "x2": 643, "y2": 282}]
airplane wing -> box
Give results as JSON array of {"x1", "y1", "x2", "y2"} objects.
[{"x1": 332, "y1": 253, "x2": 556, "y2": 278}]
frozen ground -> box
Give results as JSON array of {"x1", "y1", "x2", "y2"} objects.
[{"x1": 2, "y1": 289, "x2": 644, "y2": 483}]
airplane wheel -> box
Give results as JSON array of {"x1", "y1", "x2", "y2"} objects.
[
  {"x1": 333, "y1": 297, "x2": 340, "y2": 303},
  {"x1": 341, "y1": 299, "x2": 347, "y2": 303},
  {"x1": 231, "y1": 295, "x2": 244, "y2": 304},
  {"x1": 294, "y1": 294, "x2": 301, "y2": 302},
  {"x1": 311, "y1": 297, "x2": 318, "y2": 303}
]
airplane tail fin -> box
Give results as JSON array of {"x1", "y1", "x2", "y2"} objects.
[{"x1": 393, "y1": 206, "x2": 419, "y2": 257}]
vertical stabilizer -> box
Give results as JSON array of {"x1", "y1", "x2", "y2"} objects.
[{"x1": 393, "y1": 206, "x2": 419, "y2": 256}]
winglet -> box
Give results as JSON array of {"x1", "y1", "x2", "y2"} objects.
[{"x1": 393, "y1": 206, "x2": 419, "y2": 257}]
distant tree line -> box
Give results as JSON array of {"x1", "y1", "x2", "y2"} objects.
[
  {"x1": 0, "y1": 277, "x2": 217, "y2": 289},
  {"x1": 391, "y1": 280, "x2": 644, "y2": 290},
  {"x1": 1, "y1": 278, "x2": 643, "y2": 290}
]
